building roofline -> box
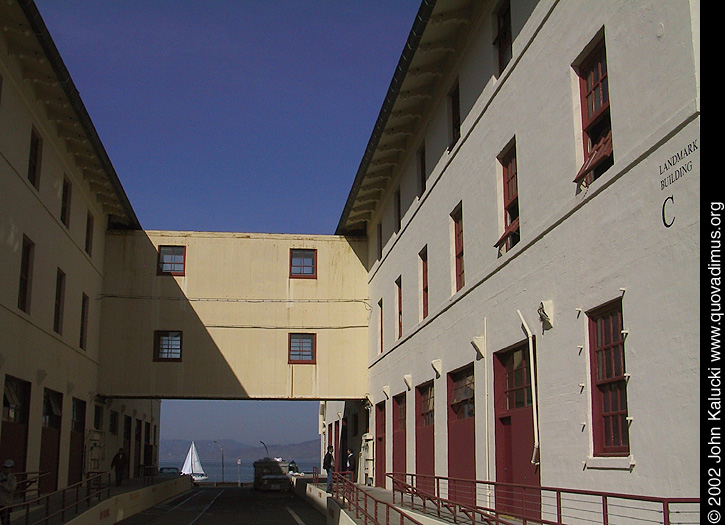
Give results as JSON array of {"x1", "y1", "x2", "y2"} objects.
[
  {"x1": 18, "y1": 0, "x2": 142, "y2": 230},
  {"x1": 335, "y1": 0, "x2": 436, "y2": 236}
]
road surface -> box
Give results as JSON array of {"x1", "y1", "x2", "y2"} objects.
[{"x1": 117, "y1": 486, "x2": 326, "y2": 525}]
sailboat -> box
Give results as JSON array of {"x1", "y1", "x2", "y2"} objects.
[{"x1": 180, "y1": 441, "x2": 208, "y2": 481}]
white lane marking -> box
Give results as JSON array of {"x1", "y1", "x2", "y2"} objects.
[
  {"x1": 286, "y1": 506, "x2": 307, "y2": 525},
  {"x1": 188, "y1": 489, "x2": 225, "y2": 525}
]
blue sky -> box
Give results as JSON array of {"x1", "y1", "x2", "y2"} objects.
[{"x1": 34, "y1": 1, "x2": 420, "y2": 445}]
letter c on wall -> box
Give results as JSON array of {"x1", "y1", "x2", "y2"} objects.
[{"x1": 662, "y1": 195, "x2": 675, "y2": 228}]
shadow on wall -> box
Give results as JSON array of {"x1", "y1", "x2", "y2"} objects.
[{"x1": 97, "y1": 230, "x2": 249, "y2": 400}]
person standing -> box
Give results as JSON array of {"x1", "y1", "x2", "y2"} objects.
[
  {"x1": 345, "y1": 448, "x2": 356, "y2": 482},
  {"x1": 323, "y1": 445, "x2": 334, "y2": 493},
  {"x1": 0, "y1": 460, "x2": 17, "y2": 525},
  {"x1": 110, "y1": 448, "x2": 129, "y2": 487}
]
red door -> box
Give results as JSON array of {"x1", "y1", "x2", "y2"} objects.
[
  {"x1": 392, "y1": 393, "x2": 406, "y2": 482},
  {"x1": 447, "y1": 365, "x2": 476, "y2": 506},
  {"x1": 375, "y1": 401, "x2": 386, "y2": 487},
  {"x1": 1, "y1": 376, "x2": 31, "y2": 475},
  {"x1": 68, "y1": 398, "x2": 86, "y2": 485},
  {"x1": 494, "y1": 344, "x2": 541, "y2": 520},
  {"x1": 415, "y1": 382, "x2": 435, "y2": 495}
]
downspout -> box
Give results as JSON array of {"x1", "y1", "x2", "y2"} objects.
[{"x1": 517, "y1": 310, "x2": 540, "y2": 465}]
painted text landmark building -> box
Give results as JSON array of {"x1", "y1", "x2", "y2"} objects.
[{"x1": 0, "y1": 0, "x2": 700, "y2": 521}]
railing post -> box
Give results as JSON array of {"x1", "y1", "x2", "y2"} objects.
[
  {"x1": 663, "y1": 501, "x2": 670, "y2": 525},
  {"x1": 602, "y1": 494, "x2": 609, "y2": 525},
  {"x1": 61, "y1": 488, "x2": 66, "y2": 521}
]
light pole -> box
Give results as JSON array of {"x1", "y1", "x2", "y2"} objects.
[{"x1": 213, "y1": 440, "x2": 225, "y2": 483}]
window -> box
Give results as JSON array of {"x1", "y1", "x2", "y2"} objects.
[
  {"x1": 589, "y1": 299, "x2": 629, "y2": 456},
  {"x1": 419, "y1": 247, "x2": 429, "y2": 320},
  {"x1": 42, "y1": 389, "x2": 62, "y2": 429},
  {"x1": 3, "y1": 376, "x2": 30, "y2": 424},
  {"x1": 28, "y1": 128, "x2": 42, "y2": 189},
  {"x1": 93, "y1": 405, "x2": 103, "y2": 431},
  {"x1": 502, "y1": 344, "x2": 533, "y2": 410},
  {"x1": 448, "y1": 82, "x2": 461, "y2": 149},
  {"x1": 451, "y1": 205, "x2": 465, "y2": 292},
  {"x1": 290, "y1": 249, "x2": 317, "y2": 279},
  {"x1": 395, "y1": 277, "x2": 402, "y2": 339},
  {"x1": 394, "y1": 188, "x2": 402, "y2": 233},
  {"x1": 495, "y1": 1, "x2": 513, "y2": 74},
  {"x1": 288, "y1": 333, "x2": 316, "y2": 364},
  {"x1": 109, "y1": 410, "x2": 119, "y2": 435},
  {"x1": 53, "y1": 268, "x2": 66, "y2": 335},
  {"x1": 154, "y1": 331, "x2": 183, "y2": 361},
  {"x1": 60, "y1": 178, "x2": 72, "y2": 227},
  {"x1": 79, "y1": 293, "x2": 89, "y2": 350},
  {"x1": 376, "y1": 223, "x2": 383, "y2": 260},
  {"x1": 18, "y1": 235, "x2": 34, "y2": 313},
  {"x1": 378, "y1": 299, "x2": 384, "y2": 353},
  {"x1": 417, "y1": 144, "x2": 427, "y2": 197},
  {"x1": 418, "y1": 382, "x2": 434, "y2": 427},
  {"x1": 575, "y1": 37, "x2": 613, "y2": 187},
  {"x1": 84, "y1": 212, "x2": 94, "y2": 256},
  {"x1": 495, "y1": 143, "x2": 520, "y2": 255},
  {"x1": 395, "y1": 393, "x2": 406, "y2": 432},
  {"x1": 71, "y1": 398, "x2": 86, "y2": 434},
  {"x1": 449, "y1": 366, "x2": 474, "y2": 420},
  {"x1": 157, "y1": 245, "x2": 186, "y2": 276}
]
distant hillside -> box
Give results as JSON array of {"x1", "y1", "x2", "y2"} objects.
[{"x1": 159, "y1": 438, "x2": 320, "y2": 463}]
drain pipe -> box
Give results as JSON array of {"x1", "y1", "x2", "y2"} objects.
[{"x1": 517, "y1": 310, "x2": 540, "y2": 465}]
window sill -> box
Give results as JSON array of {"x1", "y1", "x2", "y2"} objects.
[{"x1": 584, "y1": 455, "x2": 635, "y2": 471}]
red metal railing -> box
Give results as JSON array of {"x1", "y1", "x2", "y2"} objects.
[
  {"x1": 331, "y1": 471, "x2": 425, "y2": 525},
  {"x1": 387, "y1": 473, "x2": 700, "y2": 525},
  {"x1": 5, "y1": 471, "x2": 111, "y2": 525}
]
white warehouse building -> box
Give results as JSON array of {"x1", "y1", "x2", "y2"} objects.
[{"x1": 324, "y1": 0, "x2": 700, "y2": 518}]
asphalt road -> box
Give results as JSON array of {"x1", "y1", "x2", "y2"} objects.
[{"x1": 117, "y1": 486, "x2": 326, "y2": 525}]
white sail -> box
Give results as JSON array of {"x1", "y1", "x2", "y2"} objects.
[{"x1": 180, "y1": 441, "x2": 207, "y2": 480}]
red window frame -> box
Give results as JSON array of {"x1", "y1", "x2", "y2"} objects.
[
  {"x1": 18, "y1": 235, "x2": 34, "y2": 313},
  {"x1": 154, "y1": 330, "x2": 183, "y2": 361},
  {"x1": 502, "y1": 344, "x2": 533, "y2": 411},
  {"x1": 79, "y1": 293, "x2": 89, "y2": 350},
  {"x1": 157, "y1": 245, "x2": 186, "y2": 276},
  {"x1": 84, "y1": 212, "x2": 94, "y2": 256},
  {"x1": 290, "y1": 249, "x2": 317, "y2": 279},
  {"x1": 378, "y1": 299, "x2": 384, "y2": 354},
  {"x1": 449, "y1": 366, "x2": 474, "y2": 420},
  {"x1": 495, "y1": 1, "x2": 512, "y2": 75},
  {"x1": 377, "y1": 223, "x2": 383, "y2": 260},
  {"x1": 417, "y1": 382, "x2": 434, "y2": 427},
  {"x1": 396, "y1": 277, "x2": 402, "y2": 339},
  {"x1": 394, "y1": 393, "x2": 406, "y2": 432},
  {"x1": 288, "y1": 333, "x2": 316, "y2": 364},
  {"x1": 575, "y1": 40, "x2": 613, "y2": 186},
  {"x1": 28, "y1": 128, "x2": 42, "y2": 189},
  {"x1": 452, "y1": 206, "x2": 464, "y2": 292},
  {"x1": 448, "y1": 82, "x2": 461, "y2": 150},
  {"x1": 60, "y1": 178, "x2": 72, "y2": 228},
  {"x1": 420, "y1": 247, "x2": 429, "y2": 320},
  {"x1": 417, "y1": 144, "x2": 427, "y2": 197},
  {"x1": 394, "y1": 189, "x2": 402, "y2": 233},
  {"x1": 53, "y1": 268, "x2": 66, "y2": 335},
  {"x1": 495, "y1": 144, "x2": 520, "y2": 253},
  {"x1": 588, "y1": 299, "x2": 629, "y2": 456}
]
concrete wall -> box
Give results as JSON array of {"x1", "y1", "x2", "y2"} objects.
[
  {"x1": 99, "y1": 231, "x2": 369, "y2": 400},
  {"x1": 356, "y1": 0, "x2": 699, "y2": 498}
]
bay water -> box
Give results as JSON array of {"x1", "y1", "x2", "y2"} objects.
[{"x1": 160, "y1": 460, "x2": 320, "y2": 483}]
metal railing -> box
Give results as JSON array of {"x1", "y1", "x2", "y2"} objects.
[
  {"x1": 332, "y1": 471, "x2": 426, "y2": 525},
  {"x1": 387, "y1": 473, "x2": 700, "y2": 525},
  {"x1": 5, "y1": 471, "x2": 112, "y2": 525},
  {"x1": 14, "y1": 471, "x2": 51, "y2": 502}
]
